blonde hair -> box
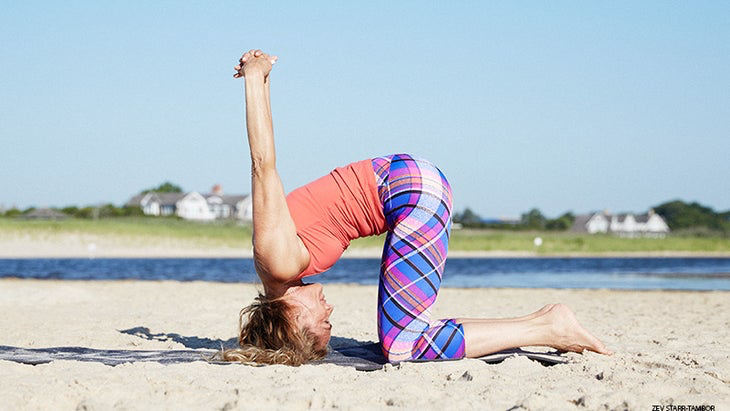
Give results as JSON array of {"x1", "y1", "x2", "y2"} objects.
[{"x1": 218, "y1": 293, "x2": 328, "y2": 366}]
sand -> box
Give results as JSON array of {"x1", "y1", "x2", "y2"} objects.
[{"x1": 0, "y1": 279, "x2": 727, "y2": 410}]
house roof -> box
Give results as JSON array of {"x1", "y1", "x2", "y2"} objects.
[
  {"x1": 634, "y1": 214, "x2": 650, "y2": 223},
  {"x1": 128, "y1": 192, "x2": 187, "y2": 207},
  {"x1": 23, "y1": 208, "x2": 68, "y2": 220},
  {"x1": 152, "y1": 193, "x2": 187, "y2": 206},
  {"x1": 613, "y1": 213, "x2": 651, "y2": 223},
  {"x1": 129, "y1": 191, "x2": 250, "y2": 207},
  {"x1": 125, "y1": 194, "x2": 144, "y2": 207},
  {"x1": 570, "y1": 214, "x2": 592, "y2": 232},
  {"x1": 205, "y1": 194, "x2": 249, "y2": 206}
]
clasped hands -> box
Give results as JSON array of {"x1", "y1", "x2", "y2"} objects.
[{"x1": 234, "y1": 49, "x2": 278, "y2": 79}]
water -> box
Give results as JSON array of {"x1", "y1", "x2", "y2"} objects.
[{"x1": 1, "y1": 257, "x2": 729, "y2": 290}]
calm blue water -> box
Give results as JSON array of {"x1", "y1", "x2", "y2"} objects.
[{"x1": 1, "y1": 258, "x2": 729, "y2": 290}]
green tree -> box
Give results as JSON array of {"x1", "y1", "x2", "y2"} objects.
[
  {"x1": 520, "y1": 208, "x2": 546, "y2": 230},
  {"x1": 653, "y1": 200, "x2": 727, "y2": 232},
  {"x1": 142, "y1": 181, "x2": 183, "y2": 194},
  {"x1": 3, "y1": 208, "x2": 22, "y2": 217},
  {"x1": 122, "y1": 205, "x2": 145, "y2": 217},
  {"x1": 73, "y1": 207, "x2": 95, "y2": 219},
  {"x1": 454, "y1": 207, "x2": 483, "y2": 227},
  {"x1": 61, "y1": 206, "x2": 79, "y2": 215},
  {"x1": 545, "y1": 212, "x2": 575, "y2": 231},
  {"x1": 98, "y1": 203, "x2": 125, "y2": 218}
]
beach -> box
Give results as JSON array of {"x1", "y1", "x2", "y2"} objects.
[{"x1": 1, "y1": 279, "x2": 727, "y2": 410}]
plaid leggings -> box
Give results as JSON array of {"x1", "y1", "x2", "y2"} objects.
[{"x1": 372, "y1": 154, "x2": 466, "y2": 362}]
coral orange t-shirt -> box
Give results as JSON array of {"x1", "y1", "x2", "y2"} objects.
[{"x1": 286, "y1": 159, "x2": 387, "y2": 278}]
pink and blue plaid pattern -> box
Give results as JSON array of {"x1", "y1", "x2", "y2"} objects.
[{"x1": 372, "y1": 154, "x2": 465, "y2": 363}]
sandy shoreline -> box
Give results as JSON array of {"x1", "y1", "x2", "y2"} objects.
[
  {"x1": 1, "y1": 279, "x2": 728, "y2": 410},
  {"x1": 2, "y1": 233, "x2": 730, "y2": 258}
]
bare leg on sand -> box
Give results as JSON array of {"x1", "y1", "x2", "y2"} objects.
[{"x1": 459, "y1": 304, "x2": 613, "y2": 357}]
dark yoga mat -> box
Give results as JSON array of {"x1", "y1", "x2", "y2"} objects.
[
  {"x1": 0, "y1": 344, "x2": 567, "y2": 371},
  {"x1": 320, "y1": 342, "x2": 568, "y2": 370}
]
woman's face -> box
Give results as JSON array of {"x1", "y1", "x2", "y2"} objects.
[{"x1": 283, "y1": 283, "x2": 334, "y2": 349}]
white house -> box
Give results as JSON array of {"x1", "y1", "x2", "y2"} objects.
[
  {"x1": 204, "y1": 185, "x2": 252, "y2": 221},
  {"x1": 136, "y1": 193, "x2": 185, "y2": 216},
  {"x1": 585, "y1": 213, "x2": 610, "y2": 234},
  {"x1": 237, "y1": 196, "x2": 253, "y2": 221},
  {"x1": 127, "y1": 185, "x2": 252, "y2": 222},
  {"x1": 572, "y1": 210, "x2": 670, "y2": 237},
  {"x1": 176, "y1": 192, "x2": 216, "y2": 221}
]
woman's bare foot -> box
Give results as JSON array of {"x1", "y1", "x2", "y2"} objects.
[
  {"x1": 542, "y1": 304, "x2": 613, "y2": 355},
  {"x1": 516, "y1": 304, "x2": 555, "y2": 322},
  {"x1": 532, "y1": 303, "x2": 555, "y2": 318}
]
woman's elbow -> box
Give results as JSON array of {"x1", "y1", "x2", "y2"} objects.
[
  {"x1": 250, "y1": 156, "x2": 276, "y2": 177},
  {"x1": 253, "y1": 249, "x2": 302, "y2": 283}
]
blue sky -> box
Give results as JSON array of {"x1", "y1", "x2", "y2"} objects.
[{"x1": 2, "y1": 1, "x2": 728, "y2": 218}]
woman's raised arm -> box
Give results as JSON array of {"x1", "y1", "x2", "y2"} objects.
[{"x1": 235, "y1": 50, "x2": 310, "y2": 295}]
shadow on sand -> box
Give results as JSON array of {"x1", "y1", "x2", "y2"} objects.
[
  {"x1": 118, "y1": 327, "x2": 388, "y2": 370},
  {"x1": 118, "y1": 326, "x2": 238, "y2": 350}
]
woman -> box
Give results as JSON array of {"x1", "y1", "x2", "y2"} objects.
[{"x1": 222, "y1": 49, "x2": 612, "y2": 366}]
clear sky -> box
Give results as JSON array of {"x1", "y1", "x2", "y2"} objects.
[{"x1": 2, "y1": 1, "x2": 728, "y2": 218}]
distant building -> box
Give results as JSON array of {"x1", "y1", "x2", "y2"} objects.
[
  {"x1": 177, "y1": 192, "x2": 216, "y2": 221},
  {"x1": 126, "y1": 185, "x2": 252, "y2": 222},
  {"x1": 571, "y1": 210, "x2": 669, "y2": 237},
  {"x1": 204, "y1": 184, "x2": 252, "y2": 221},
  {"x1": 22, "y1": 208, "x2": 68, "y2": 220}
]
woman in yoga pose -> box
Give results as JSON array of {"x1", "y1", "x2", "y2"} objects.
[{"x1": 222, "y1": 49, "x2": 612, "y2": 365}]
